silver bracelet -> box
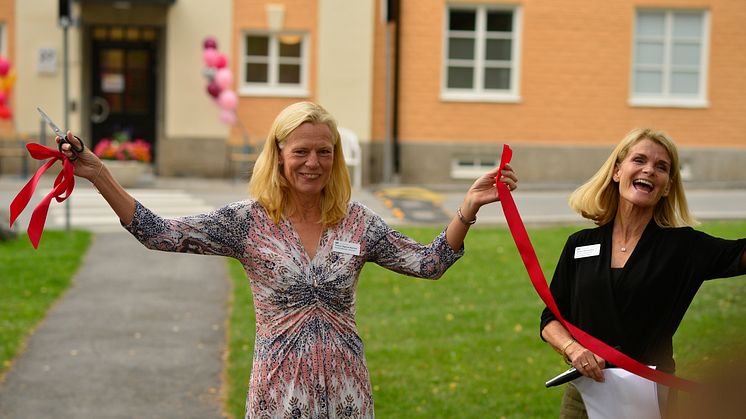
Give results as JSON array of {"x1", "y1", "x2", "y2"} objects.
[{"x1": 457, "y1": 207, "x2": 476, "y2": 226}]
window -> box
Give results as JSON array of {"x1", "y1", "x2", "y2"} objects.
[
  {"x1": 240, "y1": 32, "x2": 308, "y2": 97},
  {"x1": 451, "y1": 157, "x2": 499, "y2": 179},
  {"x1": 442, "y1": 5, "x2": 522, "y2": 102},
  {"x1": 0, "y1": 23, "x2": 5, "y2": 57},
  {"x1": 630, "y1": 9, "x2": 709, "y2": 107}
]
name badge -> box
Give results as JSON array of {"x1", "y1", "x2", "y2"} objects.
[
  {"x1": 333, "y1": 240, "x2": 361, "y2": 256},
  {"x1": 574, "y1": 244, "x2": 600, "y2": 259}
]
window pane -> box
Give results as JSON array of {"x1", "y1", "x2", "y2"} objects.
[
  {"x1": 637, "y1": 11, "x2": 665, "y2": 37},
  {"x1": 485, "y1": 39, "x2": 511, "y2": 60},
  {"x1": 279, "y1": 64, "x2": 300, "y2": 84},
  {"x1": 279, "y1": 36, "x2": 302, "y2": 57},
  {"x1": 634, "y1": 70, "x2": 663, "y2": 93},
  {"x1": 449, "y1": 10, "x2": 476, "y2": 31},
  {"x1": 636, "y1": 41, "x2": 664, "y2": 65},
  {"x1": 447, "y1": 66, "x2": 474, "y2": 89},
  {"x1": 672, "y1": 43, "x2": 700, "y2": 66},
  {"x1": 246, "y1": 63, "x2": 268, "y2": 83},
  {"x1": 448, "y1": 38, "x2": 475, "y2": 59},
  {"x1": 673, "y1": 13, "x2": 703, "y2": 38},
  {"x1": 671, "y1": 71, "x2": 699, "y2": 94},
  {"x1": 487, "y1": 11, "x2": 512, "y2": 32},
  {"x1": 246, "y1": 36, "x2": 269, "y2": 56},
  {"x1": 484, "y1": 68, "x2": 510, "y2": 89}
]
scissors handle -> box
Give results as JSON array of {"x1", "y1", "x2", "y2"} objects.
[{"x1": 58, "y1": 135, "x2": 85, "y2": 161}]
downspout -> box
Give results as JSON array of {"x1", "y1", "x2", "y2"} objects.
[{"x1": 391, "y1": 0, "x2": 400, "y2": 177}]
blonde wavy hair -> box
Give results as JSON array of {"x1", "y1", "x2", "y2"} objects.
[
  {"x1": 249, "y1": 101, "x2": 351, "y2": 226},
  {"x1": 568, "y1": 128, "x2": 695, "y2": 228}
]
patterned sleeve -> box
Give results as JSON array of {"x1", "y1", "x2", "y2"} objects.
[
  {"x1": 362, "y1": 206, "x2": 464, "y2": 279},
  {"x1": 122, "y1": 200, "x2": 252, "y2": 259}
]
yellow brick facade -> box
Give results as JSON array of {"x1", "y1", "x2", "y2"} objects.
[
  {"x1": 232, "y1": 0, "x2": 321, "y2": 144},
  {"x1": 389, "y1": 0, "x2": 746, "y2": 148}
]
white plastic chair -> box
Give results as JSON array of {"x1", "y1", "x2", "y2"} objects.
[{"x1": 338, "y1": 127, "x2": 362, "y2": 189}]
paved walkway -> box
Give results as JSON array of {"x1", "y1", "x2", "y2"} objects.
[
  {"x1": 0, "y1": 232, "x2": 229, "y2": 419},
  {"x1": 1, "y1": 174, "x2": 745, "y2": 418}
]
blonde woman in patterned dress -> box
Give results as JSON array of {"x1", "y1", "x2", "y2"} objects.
[{"x1": 57, "y1": 101, "x2": 518, "y2": 418}]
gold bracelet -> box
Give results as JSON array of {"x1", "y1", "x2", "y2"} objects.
[
  {"x1": 561, "y1": 339, "x2": 576, "y2": 364},
  {"x1": 457, "y1": 207, "x2": 476, "y2": 226},
  {"x1": 91, "y1": 162, "x2": 104, "y2": 193}
]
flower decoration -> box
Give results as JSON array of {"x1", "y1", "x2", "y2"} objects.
[{"x1": 94, "y1": 132, "x2": 152, "y2": 162}]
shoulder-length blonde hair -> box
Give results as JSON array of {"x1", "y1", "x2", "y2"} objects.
[
  {"x1": 568, "y1": 128, "x2": 695, "y2": 228},
  {"x1": 249, "y1": 101, "x2": 351, "y2": 226}
]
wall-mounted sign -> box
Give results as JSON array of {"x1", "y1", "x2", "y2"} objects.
[
  {"x1": 37, "y1": 47, "x2": 57, "y2": 74},
  {"x1": 101, "y1": 73, "x2": 125, "y2": 93}
]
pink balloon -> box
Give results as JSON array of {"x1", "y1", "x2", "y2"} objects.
[
  {"x1": 214, "y1": 53, "x2": 227, "y2": 69},
  {"x1": 203, "y1": 37, "x2": 218, "y2": 50},
  {"x1": 217, "y1": 90, "x2": 238, "y2": 110},
  {"x1": 0, "y1": 57, "x2": 9, "y2": 77},
  {"x1": 0, "y1": 105, "x2": 11, "y2": 120},
  {"x1": 219, "y1": 109, "x2": 236, "y2": 125},
  {"x1": 206, "y1": 82, "x2": 222, "y2": 99},
  {"x1": 214, "y1": 68, "x2": 233, "y2": 90},
  {"x1": 203, "y1": 48, "x2": 219, "y2": 68}
]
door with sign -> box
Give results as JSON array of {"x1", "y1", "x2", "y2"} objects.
[{"x1": 90, "y1": 26, "x2": 158, "y2": 160}]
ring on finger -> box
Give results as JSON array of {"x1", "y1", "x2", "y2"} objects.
[{"x1": 581, "y1": 362, "x2": 590, "y2": 368}]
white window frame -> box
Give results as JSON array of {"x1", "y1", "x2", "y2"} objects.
[
  {"x1": 440, "y1": 5, "x2": 522, "y2": 103},
  {"x1": 239, "y1": 31, "x2": 309, "y2": 97},
  {"x1": 450, "y1": 157, "x2": 499, "y2": 180},
  {"x1": 629, "y1": 9, "x2": 710, "y2": 108},
  {"x1": 0, "y1": 23, "x2": 6, "y2": 57}
]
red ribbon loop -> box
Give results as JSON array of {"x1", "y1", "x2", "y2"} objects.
[
  {"x1": 495, "y1": 143, "x2": 697, "y2": 392},
  {"x1": 9, "y1": 143, "x2": 75, "y2": 248}
]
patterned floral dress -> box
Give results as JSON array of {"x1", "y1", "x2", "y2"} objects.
[{"x1": 124, "y1": 199, "x2": 463, "y2": 419}]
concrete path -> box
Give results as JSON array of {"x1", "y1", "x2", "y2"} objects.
[{"x1": 0, "y1": 232, "x2": 230, "y2": 419}]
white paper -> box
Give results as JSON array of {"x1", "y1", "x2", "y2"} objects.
[
  {"x1": 573, "y1": 368, "x2": 660, "y2": 419},
  {"x1": 574, "y1": 244, "x2": 601, "y2": 259}
]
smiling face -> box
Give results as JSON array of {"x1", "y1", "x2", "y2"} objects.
[
  {"x1": 613, "y1": 138, "x2": 673, "y2": 211},
  {"x1": 278, "y1": 122, "x2": 335, "y2": 200}
]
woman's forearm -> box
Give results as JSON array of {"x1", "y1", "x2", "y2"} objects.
[{"x1": 90, "y1": 163, "x2": 137, "y2": 225}]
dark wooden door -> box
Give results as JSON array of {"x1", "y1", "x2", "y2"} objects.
[{"x1": 90, "y1": 26, "x2": 158, "y2": 158}]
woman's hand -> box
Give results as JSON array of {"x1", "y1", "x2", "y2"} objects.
[
  {"x1": 461, "y1": 163, "x2": 518, "y2": 216},
  {"x1": 566, "y1": 342, "x2": 606, "y2": 382},
  {"x1": 56, "y1": 131, "x2": 103, "y2": 181}
]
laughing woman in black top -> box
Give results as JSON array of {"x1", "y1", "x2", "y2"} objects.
[{"x1": 539, "y1": 128, "x2": 746, "y2": 418}]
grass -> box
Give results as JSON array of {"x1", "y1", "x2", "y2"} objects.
[
  {"x1": 0, "y1": 230, "x2": 92, "y2": 377},
  {"x1": 224, "y1": 222, "x2": 746, "y2": 418}
]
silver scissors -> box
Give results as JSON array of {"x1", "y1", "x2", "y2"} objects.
[{"x1": 37, "y1": 107, "x2": 85, "y2": 161}]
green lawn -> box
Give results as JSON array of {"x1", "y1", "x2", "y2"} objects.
[
  {"x1": 0, "y1": 230, "x2": 92, "y2": 377},
  {"x1": 225, "y1": 222, "x2": 746, "y2": 418}
]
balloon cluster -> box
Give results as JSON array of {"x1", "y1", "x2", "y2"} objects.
[
  {"x1": 202, "y1": 37, "x2": 238, "y2": 125},
  {"x1": 0, "y1": 56, "x2": 16, "y2": 120}
]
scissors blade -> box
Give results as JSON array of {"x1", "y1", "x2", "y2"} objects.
[{"x1": 37, "y1": 107, "x2": 66, "y2": 139}]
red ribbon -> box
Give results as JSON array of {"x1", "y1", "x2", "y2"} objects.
[
  {"x1": 9, "y1": 143, "x2": 75, "y2": 249},
  {"x1": 496, "y1": 144, "x2": 697, "y2": 392}
]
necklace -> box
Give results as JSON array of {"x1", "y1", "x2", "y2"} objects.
[{"x1": 621, "y1": 247, "x2": 627, "y2": 252}]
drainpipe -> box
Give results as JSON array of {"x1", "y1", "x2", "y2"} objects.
[
  {"x1": 391, "y1": 0, "x2": 400, "y2": 179},
  {"x1": 383, "y1": 0, "x2": 400, "y2": 183}
]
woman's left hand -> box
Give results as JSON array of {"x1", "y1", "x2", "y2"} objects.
[{"x1": 466, "y1": 163, "x2": 518, "y2": 209}]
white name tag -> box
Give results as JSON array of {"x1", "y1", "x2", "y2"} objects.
[
  {"x1": 332, "y1": 240, "x2": 361, "y2": 256},
  {"x1": 574, "y1": 244, "x2": 601, "y2": 259}
]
